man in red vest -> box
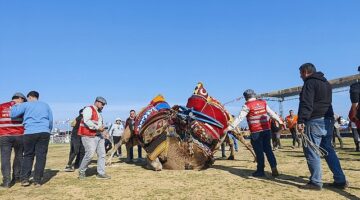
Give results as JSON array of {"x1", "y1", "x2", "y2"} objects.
[
  {"x1": 0, "y1": 93, "x2": 27, "y2": 188},
  {"x1": 78, "y1": 97, "x2": 111, "y2": 180},
  {"x1": 224, "y1": 89, "x2": 283, "y2": 177}
]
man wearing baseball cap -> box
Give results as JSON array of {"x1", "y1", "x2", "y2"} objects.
[
  {"x1": 0, "y1": 93, "x2": 26, "y2": 188},
  {"x1": 78, "y1": 96, "x2": 111, "y2": 180},
  {"x1": 224, "y1": 89, "x2": 283, "y2": 177}
]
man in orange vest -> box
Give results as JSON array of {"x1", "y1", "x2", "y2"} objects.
[
  {"x1": 0, "y1": 93, "x2": 26, "y2": 188},
  {"x1": 224, "y1": 89, "x2": 283, "y2": 177},
  {"x1": 78, "y1": 97, "x2": 111, "y2": 180},
  {"x1": 285, "y1": 110, "x2": 301, "y2": 148}
]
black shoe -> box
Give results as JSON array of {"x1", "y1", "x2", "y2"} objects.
[
  {"x1": 299, "y1": 182, "x2": 322, "y2": 191},
  {"x1": 271, "y1": 167, "x2": 280, "y2": 177},
  {"x1": 64, "y1": 165, "x2": 75, "y2": 172},
  {"x1": 21, "y1": 180, "x2": 31, "y2": 187},
  {"x1": 96, "y1": 174, "x2": 111, "y2": 180},
  {"x1": 33, "y1": 182, "x2": 42, "y2": 188},
  {"x1": 325, "y1": 181, "x2": 349, "y2": 190},
  {"x1": 11, "y1": 177, "x2": 21, "y2": 184},
  {"x1": 252, "y1": 171, "x2": 265, "y2": 177},
  {"x1": 1, "y1": 182, "x2": 11, "y2": 189}
]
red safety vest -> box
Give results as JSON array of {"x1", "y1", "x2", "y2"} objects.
[
  {"x1": 0, "y1": 101, "x2": 24, "y2": 136},
  {"x1": 245, "y1": 100, "x2": 271, "y2": 133},
  {"x1": 78, "y1": 106, "x2": 99, "y2": 137}
]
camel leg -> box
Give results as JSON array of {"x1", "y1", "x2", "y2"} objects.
[
  {"x1": 106, "y1": 141, "x2": 123, "y2": 166},
  {"x1": 236, "y1": 134, "x2": 257, "y2": 163}
]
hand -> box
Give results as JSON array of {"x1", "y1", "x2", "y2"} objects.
[
  {"x1": 297, "y1": 123, "x2": 305, "y2": 133},
  {"x1": 103, "y1": 132, "x2": 110, "y2": 140},
  {"x1": 98, "y1": 127, "x2": 105, "y2": 132}
]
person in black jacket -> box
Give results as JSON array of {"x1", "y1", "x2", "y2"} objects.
[
  {"x1": 297, "y1": 63, "x2": 347, "y2": 191},
  {"x1": 64, "y1": 109, "x2": 85, "y2": 172},
  {"x1": 125, "y1": 110, "x2": 143, "y2": 163}
]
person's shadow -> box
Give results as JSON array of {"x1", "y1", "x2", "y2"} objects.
[
  {"x1": 42, "y1": 169, "x2": 60, "y2": 184},
  {"x1": 211, "y1": 165, "x2": 360, "y2": 200}
]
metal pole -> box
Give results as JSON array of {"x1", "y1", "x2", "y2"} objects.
[{"x1": 279, "y1": 98, "x2": 284, "y2": 117}]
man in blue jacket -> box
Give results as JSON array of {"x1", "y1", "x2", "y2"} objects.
[{"x1": 10, "y1": 91, "x2": 53, "y2": 187}]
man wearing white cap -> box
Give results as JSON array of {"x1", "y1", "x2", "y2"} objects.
[
  {"x1": 108, "y1": 118, "x2": 124, "y2": 157},
  {"x1": 0, "y1": 93, "x2": 26, "y2": 188},
  {"x1": 78, "y1": 97, "x2": 111, "y2": 180}
]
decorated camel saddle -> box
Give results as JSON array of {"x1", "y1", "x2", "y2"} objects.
[{"x1": 185, "y1": 82, "x2": 231, "y2": 150}]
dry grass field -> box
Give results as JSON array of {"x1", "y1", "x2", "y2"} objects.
[{"x1": 0, "y1": 138, "x2": 359, "y2": 200}]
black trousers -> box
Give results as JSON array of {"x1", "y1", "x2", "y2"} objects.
[
  {"x1": 66, "y1": 135, "x2": 85, "y2": 168},
  {"x1": 129, "y1": 145, "x2": 142, "y2": 159},
  {"x1": 0, "y1": 136, "x2": 23, "y2": 183},
  {"x1": 290, "y1": 128, "x2": 300, "y2": 146},
  {"x1": 21, "y1": 133, "x2": 50, "y2": 183},
  {"x1": 112, "y1": 136, "x2": 122, "y2": 155},
  {"x1": 105, "y1": 139, "x2": 113, "y2": 154}
]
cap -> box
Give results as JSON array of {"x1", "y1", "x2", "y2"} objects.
[
  {"x1": 12, "y1": 92, "x2": 27, "y2": 102},
  {"x1": 243, "y1": 89, "x2": 256, "y2": 100},
  {"x1": 95, "y1": 96, "x2": 107, "y2": 105},
  {"x1": 115, "y1": 117, "x2": 121, "y2": 121}
]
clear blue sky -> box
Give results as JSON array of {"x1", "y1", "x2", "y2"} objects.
[{"x1": 1, "y1": 1, "x2": 359, "y2": 129}]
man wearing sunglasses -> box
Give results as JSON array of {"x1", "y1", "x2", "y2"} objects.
[{"x1": 78, "y1": 97, "x2": 111, "y2": 180}]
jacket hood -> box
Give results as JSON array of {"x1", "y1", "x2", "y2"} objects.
[{"x1": 305, "y1": 72, "x2": 327, "y2": 82}]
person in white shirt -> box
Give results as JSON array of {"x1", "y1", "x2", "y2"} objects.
[{"x1": 109, "y1": 118, "x2": 124, "y2": 157}]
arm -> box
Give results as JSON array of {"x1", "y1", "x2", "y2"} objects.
[
  {"x1": 10, "y1": 103, "x2": 26, "y2": 118},
  {"x1": 227, "y1": 104, "x2": 249, "y2": 131},
  {"x1": 298, "y1": 81, "x2": 315, "y2": 124},
  {"x1": 48, "y1": 106, "x2": 53, "y2": 131},
  {"x1": 266, "y1": 105, "x2": 283, "y2": 124},
  {"x1": 83, "y1": 107, "x2": 100, "y2": 130},
  {"x1": 350, "y1": 103, "x2": 358, "y2": 120}
]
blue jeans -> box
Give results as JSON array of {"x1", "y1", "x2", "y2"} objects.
[
  {"x1": 250, "y1": 130, "x2": 277, "y2": 173},
  {"x1": 304, "y1": 118, "x2": 346, "y2": 187},
  {"x1": 228, "y1": 133, "x2": 239, "y2": 151}
]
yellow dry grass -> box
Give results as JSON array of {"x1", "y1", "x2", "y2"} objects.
[{"x1": 0, "y1": 138, "x2": 359, "y2": 200}]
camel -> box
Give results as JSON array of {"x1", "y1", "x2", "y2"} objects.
[{"x1": 106, "y1": 83, "x2": 256, "y2": 170}]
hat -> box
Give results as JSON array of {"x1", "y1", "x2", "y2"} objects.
[
  {"x1": 243, "y1": 89, "x2": 256, "y2": 100},
  {"x1": 115, "y1": 118, "x2": 121, "y2": 121},
  {"x1": 12, "y1": 92, "x2": 27, "y2": 102},
  {"x1": 95, "y1": 96, "x2": 107, "y2": 105}
]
